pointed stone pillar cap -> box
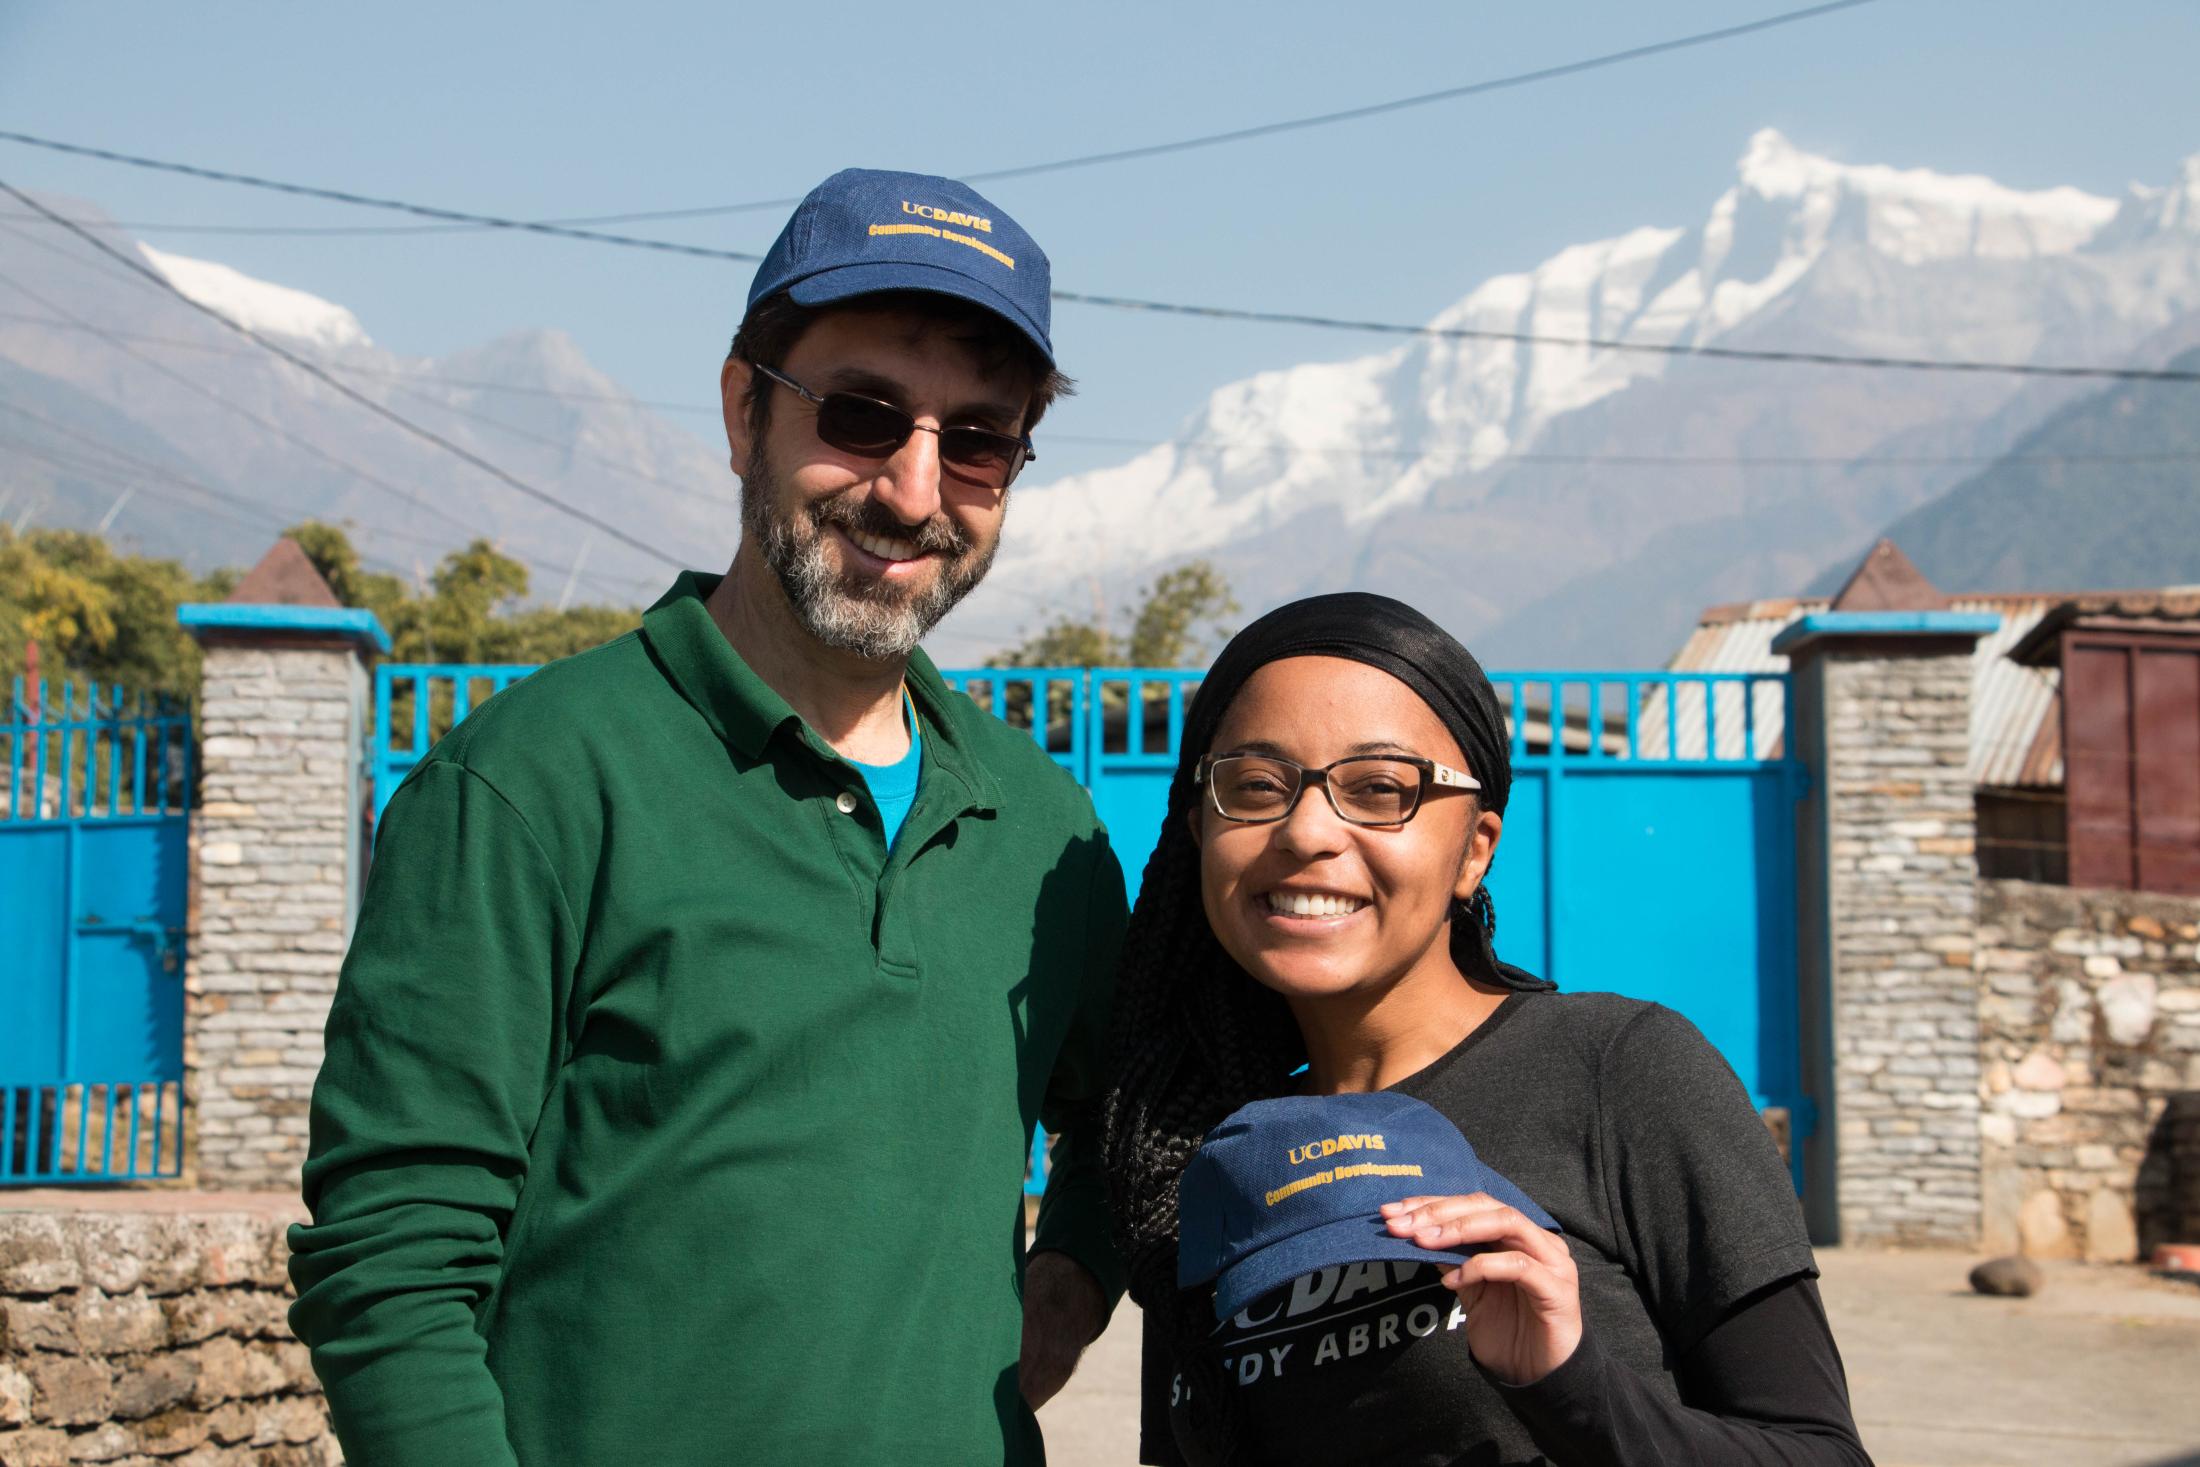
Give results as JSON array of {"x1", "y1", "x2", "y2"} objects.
[
  {"x1": 1770, "y1": 539, "x2": 1996, "y2": 658},
  {"x1": 1830, "y1": 538, "x2": 1947, "y2": 613},
  {"x1": 178, "y1": 537, "x2": 392, "y2": 654}
]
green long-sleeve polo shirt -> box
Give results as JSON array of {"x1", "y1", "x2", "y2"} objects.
[{"x1": 289, "y1": 573, "x2": 1127, "y2": 1467}]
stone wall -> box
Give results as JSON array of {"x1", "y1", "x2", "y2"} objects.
[
  {"x1": 188, "y1": 645, "x2": 366, "y2": 1192},
  {"x1": 1978, "y1": 879, "x2": 2200, "y2": 1260},
  {"x1": 0, "y1": 1198, "x2": 335, "y2": 1465},
  {"x1": 1813, "y1": 648, "x2": 1984, "y2": 1245}
]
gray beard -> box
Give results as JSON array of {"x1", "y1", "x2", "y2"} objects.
[{"x1": 742, "y1": 450, "x2": 1001, "y2": 661}]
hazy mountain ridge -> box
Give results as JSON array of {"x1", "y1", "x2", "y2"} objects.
[
  {"x1": 1803, "y1": 342, "x2": 2200, "y2": 597},
  {"x1": 0, "y1": 198, "x2": 736, "y2": 599}
]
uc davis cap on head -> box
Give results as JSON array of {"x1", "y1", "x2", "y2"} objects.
[
  {"x1": 746, "y1": 168, "x2": 1053, "y2": 364},
  {"x1": 1177, "y1": 1091, "x2": 1560, "y2": 1322}
]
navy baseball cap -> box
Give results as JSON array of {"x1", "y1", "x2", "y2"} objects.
[
  {"x1": 1178, "y1": 1091, "x2": 1560, "y2": 1322},
  {"x1": 745, "y1": 168, "x2": 1053, "y2": 363}
]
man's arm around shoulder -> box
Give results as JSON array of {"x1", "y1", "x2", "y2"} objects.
[{"x1": 1021, "y1": 831, "x2": 1130, "y2": 1407}]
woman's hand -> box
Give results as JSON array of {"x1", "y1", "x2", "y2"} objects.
[{"x1": 1382, "y1": 1194, "x2": 1583, "y2": 1387}]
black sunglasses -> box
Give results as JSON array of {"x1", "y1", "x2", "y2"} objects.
[{"x1": 750, "y1": 361, "x2": 1034, "y2": 490}]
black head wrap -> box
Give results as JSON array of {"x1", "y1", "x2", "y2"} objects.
[{"x1": 1166, "y1": 591, "x2": 1553, "y2": 993}]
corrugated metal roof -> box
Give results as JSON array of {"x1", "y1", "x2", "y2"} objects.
[{"x1": 1665, "y1": 594, "x2": 2071, "y2": 788}]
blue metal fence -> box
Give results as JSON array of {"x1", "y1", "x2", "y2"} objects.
[
  {"x1": 2, "y1": 679, "x2": 193, "y2": 1184},
  {"x1": 369, "y1": 661, "x2": 1811, "y2": 1192},
  {"x1": 371, "y1": 663, "x2": 538, "y2": 821}
]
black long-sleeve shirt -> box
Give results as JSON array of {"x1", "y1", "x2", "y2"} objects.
[
  {"x1": 1142, "y1": 992, "x2": 1871, "y2": 1465},
  {"x1": 1496, "y1": 1276, "x2": 1868, "y2": 1465}
]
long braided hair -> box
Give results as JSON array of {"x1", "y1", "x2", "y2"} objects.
[{"x1": 1100, "y1": 593, "x2": 1552, "y2": 1463}]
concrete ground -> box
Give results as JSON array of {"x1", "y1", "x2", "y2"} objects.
[{"x1": 1037, "y1": 1248, "x2": 2200, "y2": 1467}]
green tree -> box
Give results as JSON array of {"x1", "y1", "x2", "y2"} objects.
[
  {"x1": 0, "y1": 526, "x2": 221, "y2": 707},
  {"x1": 987, "y1": 616, "x2": 1122, "y2": 670},
  {"x1": 1126, "y1": 561, "x2": 1238, "y2": 667},
  {"x1": 988, "y1": 559, "x2": 1237, "y2": 670},
  {"x1": 2, "y1": 520, "x2": 644, "y2": 720}
]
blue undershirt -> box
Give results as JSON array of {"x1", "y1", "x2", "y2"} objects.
[{"x1": 847, "y1": 696, "x2": 923, "y2": 850}]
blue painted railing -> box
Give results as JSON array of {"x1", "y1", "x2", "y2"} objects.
[
  {"x1": 5, "y1": 679, "x2": 193, "y2": 824},
  {"x1": 4, "y1": 680, "x2": 194, "y2": 1185},
  {"x1": 371, "y1": 663, "x2": 1207, "y2": 822},
  {"x1": 1, "y1": 1081, "x2": 187, "y2": 1184},
  {"x1": 370, "y1": 663, "x2": 539, "y2": 821}
]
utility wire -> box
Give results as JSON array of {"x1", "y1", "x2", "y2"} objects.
[
  {"x1": 375, "y1": 376, "x2": 728, "y2": 505},
  {"x1": 0, "y1": 249, "x2": 486, "y2": 545},
  {"x1": 0, "y1": 293, "x2": 728, "y2": 518},
  {"x1": 0, "y1": 415, "x2": 441, "y2": 585},
  {"x1": 0, "y1": 262, "x2": 659, "y2": 597},
  {"x1": 0, "y1": 3, "x2": 1878, "y2": 233},
  {"x1": 0, "y1": 400, "x2": 653, "y2": 600},
  {"x1": 1043, "y1": 290, "x2": 2200, "y2": 384},
  {"x1": 9, "y1": 304, "x2": 2194, "y2": 471},
  {"x1": 0, "y1": 307, "x2": 723, "y2": 414},
  {"x1": 948, "y1": 1, "x2": 1885, "y2": 189},
  {"x1": 0, "y1": 137, "x2": 765, "y2": 262},
  {"x1": 0, "y1": 427, "x2": 279, "y2": 539},
  {"x1": 6, "y1": 163, "x2": 2194, "y2": 385},
  {"x1": 1044, "y1": 431, "x2": 2200, "y2": 467},
  {"x1": 1, "y1": 181, "x2": 691, "y2": 566}
]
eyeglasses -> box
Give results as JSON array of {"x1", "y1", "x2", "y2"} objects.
[
  {"x1": 749, "y1": 361, "x2": 1035, "y2": 489},
  {"x1": 1194, "y1": 752, "x2": 1479, "y2": 827}
]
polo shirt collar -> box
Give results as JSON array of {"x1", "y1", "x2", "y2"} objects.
[{"x1": 641, "y1": 571, "x2": 1002, "y2": 811}]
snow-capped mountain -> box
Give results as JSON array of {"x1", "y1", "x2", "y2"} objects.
[
  {"x1": 139, "y1": 244, "x2": 372, "y2": 352},
  {"x1": 954, "y1": 131, "x2": 2200, "y2": 666}
]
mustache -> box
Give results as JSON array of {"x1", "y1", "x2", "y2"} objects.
[{"x1": 808, "y1": 489, "x2": 973, "y2": 556}]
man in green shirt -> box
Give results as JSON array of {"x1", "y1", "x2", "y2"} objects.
[{"x1": 289, "y1": 168, "x2": 1126, "y2": 1465}]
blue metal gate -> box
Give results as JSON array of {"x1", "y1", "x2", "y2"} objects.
[
  {"x1": 1480, "y1": 673, "x2": 1808, "y2": 1140},
  {"x1": 371, "y1": 662, "x2": 1809, "y2": 1184},
  {"x1": 2, "y1": 680, "x2": 191, "y2": 1183}
]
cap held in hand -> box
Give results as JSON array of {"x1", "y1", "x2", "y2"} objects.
[{"x1": 1177, "y1": 1091, "x2": 1560, "y2": 1321}]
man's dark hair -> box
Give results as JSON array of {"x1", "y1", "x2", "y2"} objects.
[{"x1": 728, "y1": 290, "x2": 1073, "y2": 443}]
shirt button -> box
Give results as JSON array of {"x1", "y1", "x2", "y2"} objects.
[{"x1": 835, "y1": 791, "x2": 859, "y2": 815}]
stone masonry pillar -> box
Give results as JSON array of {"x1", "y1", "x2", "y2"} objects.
[
  {"x1": 178, "y1": 539, "x2": 388, "y2": 1192},
  {"x1": 1779, "y1": 602, "x2": 1998, "y2": 1246}
]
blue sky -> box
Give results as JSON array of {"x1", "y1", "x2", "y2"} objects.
[{"x1": 3, "y1": 0, "x2": 2198, "y2": 482}]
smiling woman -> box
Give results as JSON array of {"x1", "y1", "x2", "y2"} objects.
[{"x1": 1101, "y1": 593, "x2": 1872, "y2": 1467}]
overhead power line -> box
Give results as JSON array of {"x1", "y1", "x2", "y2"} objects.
[
  {"x1": 6, "y1": 151, "x2": 2195, "y2": 387},
  {"x1": 8, "y1": 303, "x2": 2192, "y2": 471},
  {"x1": 1045, "y1": 432, "x2": 2200, "y2": 469},
  {"x1": 0, "y1": 249, "x2": 487, "y2": 545},
  {"x1": 0, "y1": 307, "x2": 722, "y2": 415},
  {"x1": 0, "y1": 2, "x2": 1878, "y2": 235},
  {"x1": 0, "y1": 390, "x2": 653, "y2": 600},
  {"x1": 0, "y1": 405, "x2": 431, "y2": 581},
  {"x1": 943, "y1": 1, "x2": 1885, "y2": 188},
  {"x1": 1043, "y1": 292, "x2": 2200, "y2": 384},
  {"x1": 0, "y1": 242, "x2": 662, "y2": 597},
  {"x1": 0, "y1": 134, "x2": 767, "y2": 262},
  {"x1": 1, "y1": 180, "x2": 691, "y2": 567}
]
